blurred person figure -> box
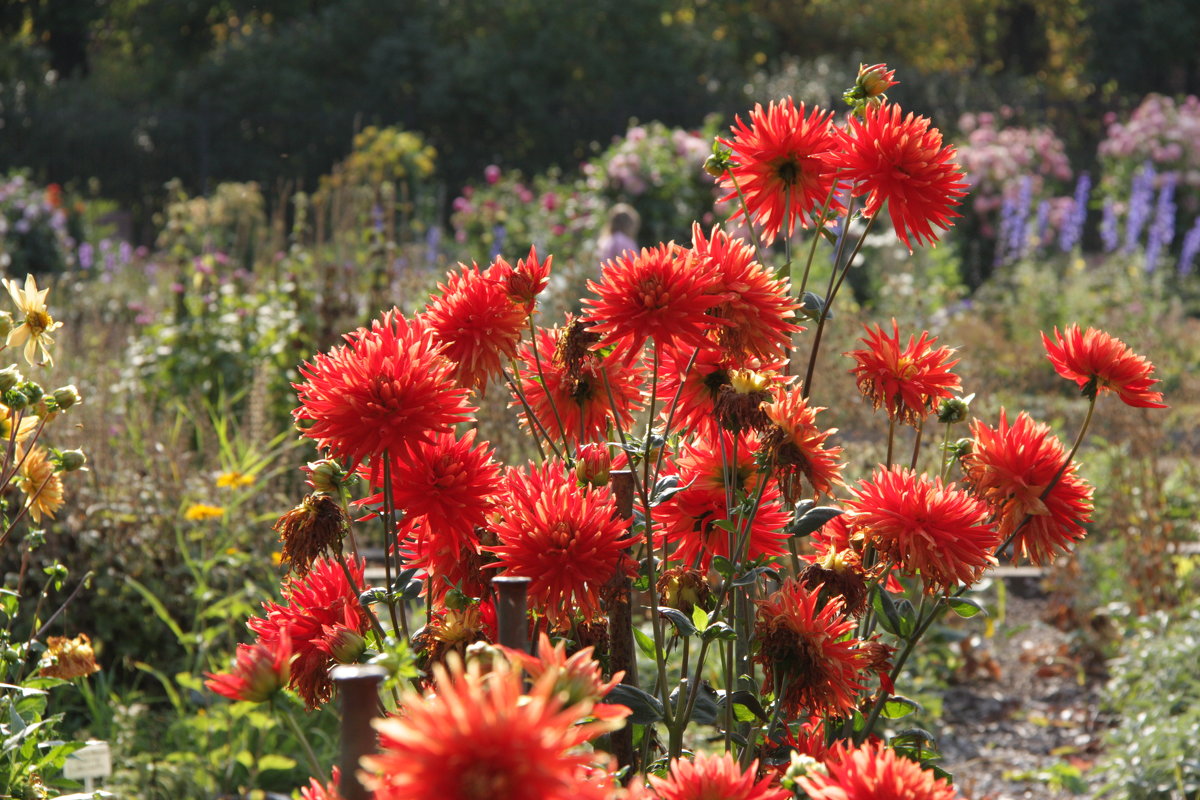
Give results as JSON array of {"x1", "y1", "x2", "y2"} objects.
[{"x1": 597, "y1": 203, "x2": 640, "y2": 263}]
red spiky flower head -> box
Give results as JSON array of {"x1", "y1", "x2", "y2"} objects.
[
  {"x1": 363, "y1": 656, "x2": 625, "y2": 800},
  {"x1": 849, "y1": 320, "x2": 961, "y2": 426},
  {"x1": 827, "y1": 102, "x2": 968, "y2": 251},
  {"x1": 205, "y1": 629, "x2": 292, "y2": 704},
  {"x1": 293, "y1": 310, "x2": 474, "y2": 470},
  {"x1": 846, "y1": 467, "x2": 999, "y2": 594},
  {"x1": 761, "y1": 383, "x2": 844, "y2": 502},
  {"x1": 648, "y1": 752, "x2": 791, "y2": 800},
  {"x1": 582, "y1": 243, "x2": 725, "y2": 357},
  {"x1": 690, "y1": 223, "x2": 801, "y2": 361},
  {"x1": 800, "y1": 741, "x2": 961, "y2": 799},
  {"x1": 963, "y1": 410, "x2": 1094, "y2": 565},
  {"x1": 298, "y1": 767, "x2": 342, "y2": 800},
  {"x1": 248, "y1": 557, "x2": 369, "y2": 709},
  {"x1": 423, "y1": 258, "x2": 530, "y2": 393},
  {"x1": 1041, "y1": 325, "x2": 1167, "y2": 408},
  {"x1": 718, "y1": 99, "x2": 843, "y2": 245},
  {"x1": 754, "y1": 580, "x2": 869, "y2": 719},
  {"x1": 488, "y1": 461, "x2": 634, "y2": 629}
]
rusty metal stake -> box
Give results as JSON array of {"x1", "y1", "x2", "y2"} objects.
[
  {"x1": 607, "y1": 468, "x2": 638, "y2": 776},
  {"x1": 493, "y1": 575, "x2": 532, "y2": 653},
  {"x1": 332, "y1": 664, "x2": 388, "y2": 800}
]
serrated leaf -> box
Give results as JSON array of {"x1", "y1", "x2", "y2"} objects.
[
  {"x1": 633, "y1": 627, "x2": 657, "y2": 659},
  {"x1": 604, "y1": 684, "x2": 664, "y2": 725},
  {"x1": 946, "y1": 596, "x2": 987, "y2": 618},
  {"x1": 881, "y1": 696, "x2": 922, "y2": 719}
]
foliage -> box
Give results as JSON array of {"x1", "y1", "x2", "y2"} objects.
[
  {"x1": 1094, "y1": 603, "x2": 1200, "y2": 799},
  {"x1": 0, "y1": 173, "x2": 78, "y2": 278}
]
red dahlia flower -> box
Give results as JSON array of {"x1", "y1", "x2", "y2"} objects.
[
  {"x1": 205, "y1": 629, "x2": 292, "y2": 704},
  {"x1": 293, "y1": 310, "x2": 474, "y2": 471},
  {"x1": 248, "y1": 557, "x2": 369, "y2": 709},
  {"x1": 1041, "y1": 325, "x2": 1167, "y2": 408},
  {"x1": 799, "y1": 741, "x2": 962, "y2": 800},
  {"x1": 488, "y1": 461, "x2": 634, "y2": 629},
  {"x1": 754, "y1": 580, "x2": 869, "y2": 719},
  {"x1": 513, "y1": 323, "x2": 644, "y2": 447},
  {"x1": 963, "y1": 410, "x2": 1094, "y2": 565},
  {"x1": 648, "y1": 752, "x2": 791, "y2": 800},
  {"x1": 761, "y1": 384, "x2": 844, "y2": 502},
  {"x1": 357, "y1": 429, "x2": 501, "y2": 555},
  {"x1": 718, "y1": 99, "x2": 843, "y2": 244},
  {"x1": 689, "y1": 223, "x2": 800, "y2": 361},
  {"x1": 827, "y1": 102, "x2": 968, "y2": 251},
  {"x1": 582, "y1": 243, "x2": 726, "y2": 357},
  {"x1": 655, "y1": 343, "x2": 784, "y2": 438},
  {"x1": 363, "y1": 657, "x2": 625, "y2": 800},
  {"x1": 423, "y1": 258, "x2": 529, "y2": 393},
  {"x1": 397, "y1": 516, "x2": 489, "y2": 603},
  {"x1": 849, "y1": 320, "x2": 961, "y2": 425},
  {"x1": 846, "y1": 467, "x2": 999, "y2": 594},
  {"x1": 298, "y1": 767, "x2": 342, "y2": 800}
]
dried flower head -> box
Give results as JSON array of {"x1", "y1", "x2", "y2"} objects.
[
  {"x1": 275, "y1": 493, "x2": 349, "y2": 576},
  {"x1": 39, "y1": 633, "x2": 101, "y2": 680}
]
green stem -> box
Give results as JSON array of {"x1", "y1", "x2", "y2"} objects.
[{"x1": 277, "y1": 701, "x2": 326, "y2": 779}]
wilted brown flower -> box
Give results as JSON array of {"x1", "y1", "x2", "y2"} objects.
[
  {"x1": 276, "y1": 493, "x2": 349, "y2": 575},
  {"x1": 39, "y1": 633, "x2": 100, "y2": 680}
]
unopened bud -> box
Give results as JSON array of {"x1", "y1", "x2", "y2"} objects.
[
  {"x1": 0, "y1": 311, "x2": 12, "y2": 339},
  {"x1": 949, "y1": 437, "x2": 974, "y2": 459},
  {"x1": 305, "y1": 459, "x2": 347, "y2": 493},
  {"x1": 575, "y1": 443, "x2": 612, "y2": 487},
  {"x1": 4, "y1": 389, "x2": 29, "y2": 411},
  {"x1": 937, "y1": 396, "x2": 970, "y2": 424},
  {"x1": 18, "y1": 382, "x2": 43, "y2": 405},
  {"x1": 55, "y1": 449, "x2": 87, "y2": 472},
  {"x1": 327, "y1": 627, "x2": 367, "y2": 665},
  {"x1": 52, "y1": 385, "x2": 81, "y2": 411},
  {"x1": 0, "y1": 366, "x2": 23, "y2": 394}
]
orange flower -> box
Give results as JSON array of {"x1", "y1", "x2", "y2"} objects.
[
  {"x1": 799, "y1": 741, "x2": 961, "y2": 799},
  {"x1": 205, "y1": 630, "x2": 291, "y2": 703},
  {"x1": 1041, "y1": 325, "x2": 1167, "y2": 408},
  {"x1": 15, "y1": 445, "x2": 65, "y2": 524},
  {"x1": 963, "y1": 410, "x2": 1094, "y2": 565},
  {"x1": 761, "y1": 384, "x2": 844, "y2": 502},
  {"x1": 39, "y1": 633, "x2": 101, "y2": 681},
  {"x1": 718, "y1": 99, "x2": 842, "y2": 244},
  {"x1": 424, "y1": 258, "x2": 530, "y2": 393},
  {"x1": 690, "y1": 223, "x2": 801, "y2": 361},
  {"x1": 248, "y1": 557, "x2": 369, "y2": 709},
  {"x1": 846, "y1": 467, "x2": 999, "y2": 594},
  {"x1": 827, "y1": 102, "x2": 968, "y2": 251},
  {"x1": 488, "y1": 461, "x2": 634, "y2": 629},
  {"x1": 363, "y1": 656, "x2": 625, "y2": 800},
  {"x1": 293, "y1": 310, "x2": 474, "y2": 472},
  {"x1": 298, "y1": 767, "x2": 342, "y2": 800},
  {"x1": 583, "y1": 242, "x2": 725, "y2": 357},
  {"x1": 648, "y1": 752, "x2": 791, "y2": 800},
  {"x1": 501, "y1": 633, "x2": 623, "y2": 709},
  {"x1": 754, "y1": 580, "x2": 869, "y2": 719},
  {"x1": 513, "y1": 322, "x2": 644, "y2": 447},
  {"x1": 848, "y1": 320, "x2": 961, "y2": 425}
]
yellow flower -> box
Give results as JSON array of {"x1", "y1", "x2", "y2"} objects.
[
  {"x1": 15, "y1": 445, "x2": 65, "y2": 524},
  {"x1": 0, "y1": 403, "x2": 38, "y2": 444},
  {"x1": 5, "y1": 274, "x2": 64, "y2": 367},
  {"x1": 216, "y1": 470, "x2": 255, "y2": 489},
  {"x1": 184, "y1": 503, "x2": 226, "y2": 521}
]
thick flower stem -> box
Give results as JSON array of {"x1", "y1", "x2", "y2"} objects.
[
  {"x1": 526, "y1": 316, "x2": 573, "y2": 466},
  {"x1": 857, "y1": 594, "x2": 937, "y2": 743},
  {"x1": 277, "y1": 701, "x2": 327, "y2": 780}
]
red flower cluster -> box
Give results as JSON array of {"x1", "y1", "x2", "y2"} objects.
[
  {"x1": 964, "y1": 410, "x2": 1094, "y2": 565},
  {"x1": 489, "y1": 461, "x2": 634, "y2": 629},
  {"x1": 248, "y1": 557, "x2": 369, "y2": 709},
  {"x1": 846, "y1": 467, "x2": 999, "y2": 594},
  {"x1": 293, "y1": 310, "x2": 474, "y2": 472},
  {"x1": 648, "y1": 752, "x2": 790, "y2": 800},
  {"x1": 848, "y1": 321, "x2": 961, "y2": 425},
  {"x1": 205, "y1": 629, "x2": 291, "y2": 704},
  {"x1": 761, "y1": 384, "x2": 844, "y2": 502},
  {"x1": 1041, "y1": 325, "x2": 1166, "y2": 408},
  {"x1": 719, "y1": 99, "x2": 842, "y2": 244},
  {"x1": 799, "y1": 741, "x2": 961, "y2": 799}
]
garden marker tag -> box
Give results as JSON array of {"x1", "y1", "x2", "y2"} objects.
[{"x1": 63, "y1": 740, "x2": 112, "y2": 781}]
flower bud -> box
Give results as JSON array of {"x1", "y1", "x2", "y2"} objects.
[
  {"x1": 0, "y1": 366, "x2": 23, "y2": 394},
  {"x1": 949, "y1": 437, "x2": 974, "y2": 459},
  {"x1": 0, "y1": 311, "x2": 12, "y2": 339},
  {"x1": 325, "y1": 626, "x2": 367, "y2": 665},
  {"x1": 55, "y1": 449, "x2": 87, "y2": 472},
  {"x1": 857, "y1": 62, "x2": 898, "y2": 98},
  {"x1": 19, "y1": 381, "x2": 43, "y2": 405},
  {"x1": 52, "y1": 385, "x2": 81, "y2": 411},
  {"x1": 937, "y1": 396, "x2": 970, "y2": 424},
  {"x1": 575, "y1": 443, "x2": 612, "y2": 487},
  {"x1": 305, "y1": 458, "x2": 348, "y2": 493},
  {"x1": 4, "y1": 389, "x2": 29, "y2": 411}
]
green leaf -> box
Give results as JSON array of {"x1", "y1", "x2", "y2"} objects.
[
  {"x1": 946, "y1": 596, "x2": 987, "y2": 618},
  {"x1": 701, "y1": 621, "x2": 737, "y2": 642},
  {"x1": 872, "y1": 587, "x2": 905, "y2": 637},
  {"x1": 633, "y1": 627, "x2": 657, "y2": 660},
  {"x1": 881, "y1": 696, "x2": 922, "y2": 719},
  {"x1": 690, "y1": 605, "x2": 709, "y2": 633},
  {"x1": 711, "y1": 556, "x2": 734, "y2": 578},
  {"x1": 718, "y1": 690, "x2": 769, "y2": 723},
  {"x1": 258, "y1": 753, "x2": 298, "y2": 772},
  {"x1": 604, "y1": 684, "x2": 665, "y2": 725},
  {"x1": 788, "y1": 504, "x2": 844, "y2": 537},
  {"x1": 125, "y1": 576, "x2": 187, "y2": 647},
  {"x1": 658, "y1": 607, "x2": 697, "y2": 637},
  {"x1": 670, "y1": 682, "x2": 719, "y2": 726}
]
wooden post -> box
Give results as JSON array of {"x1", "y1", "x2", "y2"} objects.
[
  {"x1": 331, "y1": 664, "x2": 387, "y2": 800},
  {"x1": 493, "y1": 575, "x2": 532, "y2": 653}
]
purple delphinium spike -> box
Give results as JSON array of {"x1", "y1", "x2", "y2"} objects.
[
  {"x1": 490, "y1": 224, "x2": 506, "y2": 260},
  {"x1": 999, "y1": 176, "x2": 1034, "y2": 266},
  {"x1": 1059, "y1": 173, "x2": 1091, "y2": 252},
  {"x1": 1035, "y1": 200, "x2": 1051, "y2": 252},
  {"x1": 425, "y1": 226, "x2": 441, "y2": 267},
  {"x1": 1100, "y1": 198, "x2": 1119, "y2": 252},
  {"x1": 77, "y1": 242, "x2": 94, "y2": 270},
  {"x1": 1145, "y1": 172, "x2": 1177, "y2": 273},
  {"x1": 1178, "y1": 215, "x2": 1200, "y2": 276},
  {"x1": 1123, "y1": 161, "x2": 1156, "y2": 253}
]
